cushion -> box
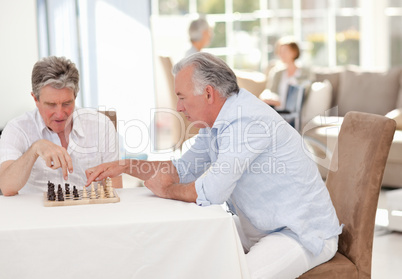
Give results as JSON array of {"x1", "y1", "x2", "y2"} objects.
[
  {"x1": 386, "y1": 129, "x2": 402, "y2": 164},
  {"x1": 302, "y1": 80, "x2": 333, "y2": 127},
  {"x1": 396, "y1": 67, "x2": 402, "y2": 108},
  {"x1": 386, "y1": 108, "x2": 402, "y2": 130},
  {"x1": 337, "y1": 67, "x2": 402, "y2": 116},
  {"x1": 312, "y1": 66, "x2": 343, "y2": 109},
  {"x1": 298, "y1": 252, "x2": 358, "y2": 279}
]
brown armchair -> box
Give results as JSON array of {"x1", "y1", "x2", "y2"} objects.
[
  {"x1": 158, "y1": 56, "x2": 199, "y2": 151},
  {"x1": 299, "y1": 111, "x2": 396, "y2": 278}
]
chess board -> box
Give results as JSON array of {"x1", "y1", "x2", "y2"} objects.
[
  {"x1": 44, "y1": 179, "x2": 120, "y2": 207},
  {"x1": 43, "y1": 189, "x2": 120, "y2": 207}
]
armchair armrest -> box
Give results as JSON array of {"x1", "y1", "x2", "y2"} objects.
[
  {"x1": 235, "y1": 70, "x2": 267, "y2": 97},
  {"x1": 386, "y1": 108, "x2": 402, "y2": 130},
  {"x1": 302, "y1": 80, "x2": 333, "y2": 128}
]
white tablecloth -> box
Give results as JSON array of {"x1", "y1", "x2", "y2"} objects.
[{"x1": 0, "y1": 187, "x2": 250, "y2": 279}]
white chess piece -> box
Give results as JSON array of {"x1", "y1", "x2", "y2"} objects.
[
  {"x1": 82, "y1": 185, "x2": 88, "y2": 198},
  {"x1": 97, "y1": 182, "x2": 102, "y2": 196},
  {"x1": 90, "y1": 182, "x2": 97, "y2": 199},
  {"x1": 106, "y1": 177, "x2": 114, "y2": 198},
  {"x1": 99, "y1": 182, "x2": 105, "y2": 199}
]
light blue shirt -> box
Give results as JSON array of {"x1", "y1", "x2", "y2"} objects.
[{"x1": 173, "y1": 88, "x2": 342, "y2": 255}]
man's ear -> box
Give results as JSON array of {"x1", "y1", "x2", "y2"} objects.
[
  {"x1": 205, "y1": 85, "x2": 215, "y2": 104},
  {"x1": 31, "y1": 92, "x2": 39, "y2": 103}
]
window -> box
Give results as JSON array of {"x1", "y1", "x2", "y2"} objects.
[
  {"x1": 37, "y1": 0, "x2": 156, "y2": 155},
  {"x1": 151, "y1": 0, "x2": 399, "y2": 71},
  {"x1": 387, "y1": 1, "x2": 402, "y2": 67}
]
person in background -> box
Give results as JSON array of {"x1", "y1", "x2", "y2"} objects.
[
  {"x1": 260, "y1": 37, "x2": 311, "y2": 109},
  {"x1": 0, "y1": 56, "x2": 119, "y2": 195},
  {"x1": 85, "y1": 52, "x2": 342, "y2": 279},
  {"x1": 185, "y1": 17, "x2": 213, "y2": 57}
]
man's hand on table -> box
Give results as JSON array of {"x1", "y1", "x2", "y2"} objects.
[
  {"x1": 144, "y1": 170, "x2": 178, "y2": 199},
  {"x1": 144, "y1": 171, "x2": 197, "y2": 203}
]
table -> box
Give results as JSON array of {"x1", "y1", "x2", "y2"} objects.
[{"x1": 0, "y1": 187, "x2": 250, "y2": 279}]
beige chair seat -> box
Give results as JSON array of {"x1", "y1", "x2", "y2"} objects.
[{"x1": 302, "y1": 252, "x2": 358, "y2": 279}]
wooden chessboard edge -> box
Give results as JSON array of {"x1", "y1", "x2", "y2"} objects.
[{"x1": 43, "y1": 189, "x2": 120, "y2": 207}]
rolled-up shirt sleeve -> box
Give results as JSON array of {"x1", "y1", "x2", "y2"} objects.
[
  {"x1": 189, "y1": 119, "x2": 272, "y2": 207},
  {"x1": 195, "y1": 177, "x2": 211, "y2": 206},
  {"x1": 172, "y1": 133, "x2": 212, "y2": 184}
]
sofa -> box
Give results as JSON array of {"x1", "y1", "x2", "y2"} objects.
[{"x1": 236, "y1": 65, "x2": 402, "y2": 188}]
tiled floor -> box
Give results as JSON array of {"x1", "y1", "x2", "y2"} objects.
[
  {"x1": 372, "y1": 188, "x2": 402, "y2": 278},
  {"x1": 371, "y1": 188, "x2": 402, "y2": 279},
  {"x1": 372, "y1": 228, "x2": 402, "y2": 278}
]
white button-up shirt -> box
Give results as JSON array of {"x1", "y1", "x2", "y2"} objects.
[{"x1": 0, "y1": 108, "x2": 118, "y2": 194}]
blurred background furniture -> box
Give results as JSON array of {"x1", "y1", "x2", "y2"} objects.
[
  {"x1": 237, "y1": 66, "x2": 402, "y2": 188},
  {"x1": 276, "y1": 84, "x2": 305, "y2": 132},
  {"x1": 99, "y1": 110, "x2": 117, "y2": 129},
  {"x1": 304, "y1": 66, "x2": 402, "y2": 188},
  {"x1": 157, "y1": 55, "x2": 199, "y2": 151},
  {"x1": 235, "y1": 70, "x2": 267, "y2": 98},
  {"x1": 298, "y1": 111, "x2": 396, "y2": 278}
]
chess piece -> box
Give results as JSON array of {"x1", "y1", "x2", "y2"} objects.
[
  {"x1": 73, "y1": 186, "x2": 79, "y2": 199},
  {"x1": 97, "y1": 182, "x2": 102, "y2": 196},
  {"x1": 90, "y1": 182, "x2": 97, "y2": 199},
  {"x1": 99, "y1": 182, "x2": 105, "y2": 199},
  {"x1": 106, "y1": 177, "x2": 114, "y2": 198},
  {"x1": 82, "y1": 185, "x2": 88, "y2": 198},
  {"x1": 65, "y1": 183, "x2": 71, "y2": 195},
  {"x1": 47, "y1": 181, "x2": 56, "y2": 201},
  {"x1": 57, "y1": 187, "x2": 64, "y2": 201}
]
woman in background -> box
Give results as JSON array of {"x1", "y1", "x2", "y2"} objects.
[{"x1": 260, "y1": 37, "x2": 310, "y2": 109}]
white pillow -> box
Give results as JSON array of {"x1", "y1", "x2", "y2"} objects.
[
  {"x1": 386, "y1": 108, "x2": 402, "y2": 130},
  {"x1": 302, "y1": 80, "x2": 333, "y2": 127}
]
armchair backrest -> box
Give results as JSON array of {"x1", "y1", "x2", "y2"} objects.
[
  {"x1": 326, "y1": 111, "x2": 395, "y2": 278},
  {"x1": 99, "y1": 110, "x2": 117, "y2": 130}
]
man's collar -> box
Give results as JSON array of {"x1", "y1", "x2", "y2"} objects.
[
  {"x1": 210, "y1": 91, "x2": 239, "y2": 132},
  {"x1": 36, "y1": 108, "x2": 48, "y2": 134},
  {"x1": 71, "y1": 108, "x2": 85, "y2": 138},
  {"x1": 37, "y1": 107, "x2": 84, "y2": 138}
]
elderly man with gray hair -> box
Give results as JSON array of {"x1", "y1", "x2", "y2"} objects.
[
  {"x1": 185, "y1": 17, "x2": 213, "y2": 57},
  {"x1": 0, "y1": 56, "x2": 119, "y2": 195},
  {"x1": 86, "y1": 52, "x2": 342, "y2": 279}
]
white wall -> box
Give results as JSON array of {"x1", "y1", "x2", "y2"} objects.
[{"x1": 0, "y1": 0, "x2": 39, "y2": 129}]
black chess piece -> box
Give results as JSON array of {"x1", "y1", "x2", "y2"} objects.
[
  {"x1": 73, "y1": 186, "x2": 79, "y2": 199},
  {"x1": 47, "y1": 181, "x2": 56, "y2": 200},
  {"x1": 57, "y1": 184, "x2": 64, "y2": 201},
  {"x1": 65, "y1": 183, "x2": 70, "y2": 195},
  {"x1": 57, "y1": 192, "x2": 64, "y2": 201}
]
